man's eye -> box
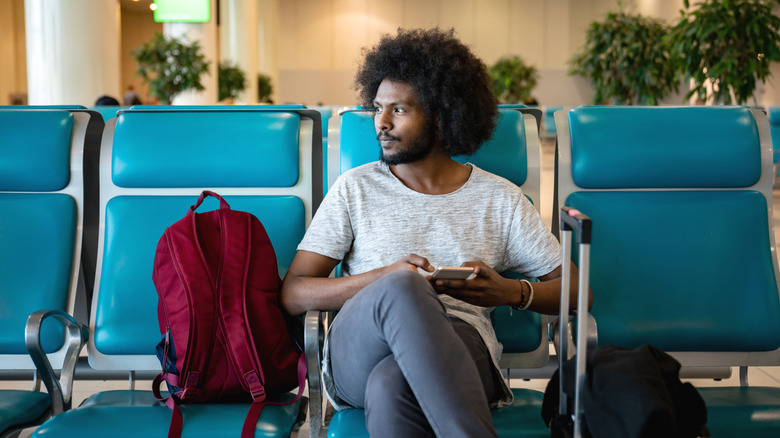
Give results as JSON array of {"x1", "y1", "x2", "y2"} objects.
[{"x1": 394, "y1": 107, "x2": 406, "y2": 113}]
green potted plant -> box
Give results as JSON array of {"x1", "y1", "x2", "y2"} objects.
[
  {"x1": 667, "y1": 0, "x2": 780, "y2": 105},
  {"x1": 133, "y1": 33, "x2": 210, "y2": 105},
  {"x1": 488, "y1": 56, "x2": 538, "y2": 104},
  {"x1": 257, "y1": 73, "x2": 274, "y2": 103},
  {"x1": 218, "y1": 61, "x2": 247, "y2": 102},
  {"x1": 569, "y1": 10, "x2": 680, "y2": 105}
]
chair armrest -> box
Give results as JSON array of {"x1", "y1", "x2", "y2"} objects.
[
  {"x1": 304, "y1": 310, "x2": 325, "y2": 438},
  {"x1": 551, "y1": 312, "x2": 598, "y2": 361},
  {"x1": 25, "y1": 309, "x2": 89, "y2": 415}
]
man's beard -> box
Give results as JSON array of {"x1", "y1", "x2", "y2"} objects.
[{"x1": 378, "y1": 125, "x2": 436, "y2": 165}]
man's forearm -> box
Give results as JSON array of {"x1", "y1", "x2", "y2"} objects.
[{"x1": 281, "y1": 269, "x2": 387, "y2": 315}]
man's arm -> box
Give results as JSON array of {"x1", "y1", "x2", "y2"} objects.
[
  {"x1": 530, "y1": 263, "x2": 593, "y2": 314},
  {"x1": 430, "y1": 261, "x2": 593, "y2": 315},
  {"x1": 280, "y1": 250, "x2": 436, "y2": 316}
]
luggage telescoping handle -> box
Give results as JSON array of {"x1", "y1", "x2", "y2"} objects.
[
  {"x1": 559, "y1": 206, "x2": 592, "y2": 438},
  {"x1": 190, "y1": 190, "x2": 231, "y2": 212}
]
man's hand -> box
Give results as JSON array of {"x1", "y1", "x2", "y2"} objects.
[
  {"x1": 428, "y1": 261, "x2": 518, "y2": 308},
  {"x1": 384, "y1": 253, "x2": 435, "y2": 276}
]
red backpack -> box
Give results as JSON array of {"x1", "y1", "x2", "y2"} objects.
[{"x1": 152, "y1": 190, "x2": 305, "y2": 438}]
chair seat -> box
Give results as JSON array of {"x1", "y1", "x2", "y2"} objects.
[
  {"x1": 326, "y1": 408, "x2": 369, "y2": 437},
  {"x1": 0, "y1": 390, "x2": 50, "y2": 434},
  {"x1": 699, "y1": 386, "x2": 780, "y2": 437},
  {"x1": 31, "y1": 390, "x2": 303, "y2": 438},
  {"x1": 493, "y1": 389, "x2": 549, "y2": 437},
  {"x1": 327, "y1": 388, "x2": 548, "y2": 437}
]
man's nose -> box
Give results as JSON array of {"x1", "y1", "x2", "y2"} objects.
[{"x1": 375, "y1": 111, "x2": 391, "y2": 131}]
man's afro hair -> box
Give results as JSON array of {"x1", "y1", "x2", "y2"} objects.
[{"x1": 354, "y1": 27, "x2": 498, "y2": 156}]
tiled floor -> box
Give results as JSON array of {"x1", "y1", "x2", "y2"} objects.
[{"x1": 6, "y1": 136, "x2": 780, "y2": 437}]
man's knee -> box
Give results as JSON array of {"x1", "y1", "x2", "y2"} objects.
[
  {"x1": 378, "y1": 269, "x2": 432, "y2": 290},
  {"x1": 368, "y1": 270, "x2": 438, "y2": 306}
]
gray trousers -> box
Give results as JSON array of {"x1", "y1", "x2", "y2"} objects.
[{"x1": 329, "y1": 270, "x2": 499, "y2": 438}]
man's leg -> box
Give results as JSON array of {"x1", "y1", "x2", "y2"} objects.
[
  {"x1": 450, "y1": 317, "x2": 504, "y2": 405},
  {"x1": 364, "y1": 355, "x2": 434, "y2": 437},
  {"x1": 362, "y1": 320, "x2": 502, "y2": 437},
  {"x1": 329, "y1": 270, "x2": 497, "y2": 438}
]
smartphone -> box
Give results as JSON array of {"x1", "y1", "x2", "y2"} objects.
[{"x1": 431, "y1": 266, "x2": 476, "y2": 280}]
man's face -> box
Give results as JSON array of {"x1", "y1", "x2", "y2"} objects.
[{"x1": 373, "y1": 78, "x2": 435, "y2": 165}]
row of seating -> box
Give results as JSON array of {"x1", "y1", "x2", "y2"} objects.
[
  {"x1": 559, "y1": 105, "x2": 780, "y2": 437},
  {"x1": 0, "y1": 105, "x2": 323, "y2": 437},
  {"x1": 0, "y1": 103, "x2": 553, "y2": 438},
  {"x1": 2, "y1": 104, "x2": 780, "y2": 437},
  {"x1": 563, "y1": 106, "x2": 780, "y2": 437}
]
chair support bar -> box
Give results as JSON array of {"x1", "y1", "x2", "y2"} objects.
[{"x1": 305, "y1": 310, "x2": 325, "y2": 438}]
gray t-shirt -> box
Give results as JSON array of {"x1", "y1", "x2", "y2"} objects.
[{"x1": 298, "y1": 161, "x2": 561, "y2": 408}]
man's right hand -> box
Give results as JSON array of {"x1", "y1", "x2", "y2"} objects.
[
  {"x1": 282, "y1": 251, "x2": 435, "y2": 315},
  {"x1": 384, "y1": 253, "x2": 435, "y2": 276}
]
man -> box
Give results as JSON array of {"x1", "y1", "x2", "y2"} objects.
[{"x1": 281, "y1": 27, "x2": 590, "y2": 437}]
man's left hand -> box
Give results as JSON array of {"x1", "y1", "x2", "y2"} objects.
[{"x1": 428, "y1": 261, "x2": 519, "y2": 308}]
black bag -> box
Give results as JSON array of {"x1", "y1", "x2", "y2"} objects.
[{"x1": 542, "y1": 344, "x2": 709, "y2": 438}]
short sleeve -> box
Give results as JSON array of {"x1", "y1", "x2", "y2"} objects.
[
  {"x1": 505, "y1": 196, "x2": 561, "y2": 278},
  {"x1": 297, "y1": 176, "x2": 354, "y2": 261}
]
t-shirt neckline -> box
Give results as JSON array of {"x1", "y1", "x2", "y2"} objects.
[{"x1": 378, "y1": 161, "x2": 477, "y2": 197}]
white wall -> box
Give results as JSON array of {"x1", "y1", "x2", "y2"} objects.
[{"x1": 274, "y1": 0, "x2": 693, "y2": 106}]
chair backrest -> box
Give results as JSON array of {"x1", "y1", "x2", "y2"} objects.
[
  {"x1": 768, "y1": 106, "x2": 780, "y2": 164},
  {"x1": 555, "y1": 105, "x2": 780, "y2": 367},
  {"x1": 0, "y1": 105, "x2": 103, "y2": 311},
  {"x1": 90, "y1": 106, "x2": 128, "y2": 123},
  {"x1": 543, "y1": 105, "x2": 564, "y2": 137},
  {"x1": 0, "y1": 109, "x2": 88, "y2": 369},
  {"x1": 87, "y1": 107, "x2": 322, "y2": 371},
  {"x1": 330, "y1": 107, "x2": 548, "y2": 368},
  {"x1": 311, "y1": 106, "x2": 335, "y2": 197}
]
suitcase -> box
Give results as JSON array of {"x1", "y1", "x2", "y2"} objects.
[{"x1": 555, "y1": 206, "x2": 593, "y2": 438}]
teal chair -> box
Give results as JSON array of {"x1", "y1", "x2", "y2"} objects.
[
  {"x1": 0, "y1": 109, "x2": 90, "y2": 437},
  {"x1": 306, "y1": 107, "x2": 552, "y2": 438},
  {"x1": 311, "y1": 106, "x2": 335, "y2": 197},
  {"x1": 0, "y1": 105, "x2": 85, "y2": 110},
  {"x1": 30, "y1": 107, "x2": 323, "y2": 438},
  {"x1": 498, "y1": 104, "x2": 543, "y2": 134},
  {"x1": 90, "y1": 105, "x2": 128, "y2": 123},
  {"x1": 555, "y1": 105, "x2": 780, "y2": 436},
  {"x1": 768, "y1": 106, "x2": 780, "y2": 178},
  {"x1": 0, "y1": 105, "x2": 104, "y2": 308},
  {"x1": 542, "y1": 106, "x2": 563, "y2": 138},
  {"x1": 128, "y1": 104, "x2": 307, "y2": 110}
]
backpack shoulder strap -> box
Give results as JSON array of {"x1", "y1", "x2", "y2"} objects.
[
  {"x1": 241, "y1": 355, "x2": 308, "y2": 438},
  {"x1": 217, "y1": 208, "x2": 308, "y2": 437},
  {"x1": 216, "y1": 210, "x2": 268, "y2": 401},
  {"x1": 164, "y1": 209, "x2": 220, "y2": 397}
]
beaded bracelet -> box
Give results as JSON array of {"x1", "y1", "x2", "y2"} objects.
[{"x1": 512, "y1": 279, "x2": 535, "y2": 311}]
